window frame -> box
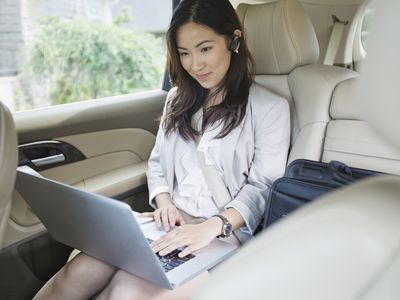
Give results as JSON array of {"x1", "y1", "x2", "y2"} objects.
[
  {"x1": 353, "y1": 0, "x2": 374, "y2": 67},
  {"x1": 162, "y1": 0, "x2": 180, "y2": 92}
]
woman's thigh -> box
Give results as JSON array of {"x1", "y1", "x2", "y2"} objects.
[
  {"x1": 34, "y1": 253, "x2": 117, "y2": 300},
  {"x1": 96, "y1": 270, "x2": 209, "y2": 300}
]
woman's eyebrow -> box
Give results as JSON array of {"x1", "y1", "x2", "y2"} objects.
[
  {"x1": 195, "y1": 40, "x2": 213, "y2": 48},
  {"x1": 177, "y1": 40, "x2": 214, "y2": 50}
]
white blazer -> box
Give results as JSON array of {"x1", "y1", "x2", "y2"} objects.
[{"x1": 146, "y1": 83, "x2": 290, "y2": 235}]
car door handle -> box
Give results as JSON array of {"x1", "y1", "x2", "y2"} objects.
[
  {"x1": 31, "y1": 153, "x2": 66, "y2": 167},
  {"x1": 19, "y1": 140, "x2": 86, "y2": 171}
]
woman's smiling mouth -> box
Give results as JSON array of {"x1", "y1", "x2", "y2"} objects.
[{"x1": 196, "y1": 72, "x2": 211, "y2": 81}]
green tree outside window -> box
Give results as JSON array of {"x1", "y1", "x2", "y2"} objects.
[{"x1": 26, "y1": 15, "x2": 165, "y2": 105}]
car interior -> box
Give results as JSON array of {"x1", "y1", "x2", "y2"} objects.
[{"x1": 0, "y1": 0, "x2": 399, "y2": 299}]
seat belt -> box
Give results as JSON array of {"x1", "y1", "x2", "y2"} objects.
[{"x1": 323, "y1": 15, "x2": 349, "y2": 65}]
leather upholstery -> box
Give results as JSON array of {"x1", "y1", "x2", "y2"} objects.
[
  {"x1": 330, "y1": 78, "x2": 360, "y2": 119},
  {"x1": 0, "y1": 102, "x2": 18, "y2": 248},
  {"x1": 357, "y1": 0, "x2": 400, "y2": 150},
  {"x1": 237, "y1": 0, "x2": 319, "y2": 75},
  {"x1": 323, "y1": 120, "x2": 400, "y2": 175},
  {"x1": 238, "y1": 0, "x2": 358, "y2": 163},
  {"x1": 323, "y1": 78, "x2": 400, "y2": 175},
  {"x1": 288, "y1": 64, "x2": 357, "y2": 162}
]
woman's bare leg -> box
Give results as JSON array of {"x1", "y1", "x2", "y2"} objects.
[
  {"x1": 34, "y1": 253, "x2": 117, "y2": 300},
  {"x1": 96, "y1": 270, "x2": 209, "y2": 300}
]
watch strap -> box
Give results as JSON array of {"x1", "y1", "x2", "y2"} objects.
[{"x1": 213, "y1": 214, "x2": 231, "y2": 238}]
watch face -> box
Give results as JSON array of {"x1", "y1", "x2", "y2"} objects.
[{"x1": 223, "y1": 222, "x2": 233, "y2": 237}]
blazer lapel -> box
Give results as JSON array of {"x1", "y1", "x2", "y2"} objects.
[
  {"x1": 219, "y1": 103, "x2": 253, "y2": 197},
  {"x1": 162, "y1": 132, "x2": 178, "y2": 192}
]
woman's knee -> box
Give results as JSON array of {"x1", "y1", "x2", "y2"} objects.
[
  {"x1": 102, "y1": 270, "x2": 151, "y2": 300},
  {"x1": 64, "y1": 253, "x2": 116, "y2": 284},
  {"x1": 74, "y1": 253, "x2": 113, "y2": 271},
  {"x1": 102, "y1": 270, "x2": 208, "y2": 300}
]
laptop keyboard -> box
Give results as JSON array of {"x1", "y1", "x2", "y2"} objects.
[{"x1": 147, "y1": 238, "x2": 195, "y2": 272}]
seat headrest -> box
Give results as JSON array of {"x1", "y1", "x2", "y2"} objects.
[
  {"x1": 0, "y1": 102, "x2": 18, "y2": 202},
  {"x1": 357, "y1": 0, "x2": 400, "y2": 149},
  {"x1": 237, "y1": 0, "x2": 319, "y2": 75}
]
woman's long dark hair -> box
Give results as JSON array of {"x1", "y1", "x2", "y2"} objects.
[{"x1": 164, "y1": 0, "x2": 254, "y2": 140}]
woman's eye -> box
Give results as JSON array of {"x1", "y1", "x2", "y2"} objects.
[
  {"x1": 179, "y1": 52, "x2": 189, "y2": 57},
  {"x1": 201, "y1": 47, "x2": 212, "y2": 53}
]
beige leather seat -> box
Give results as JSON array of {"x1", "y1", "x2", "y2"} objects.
[
  {"x1": 0, "y1": 101, "x2": 18, "y2": 248},
  {"x1": 239, "y1": 0, "x2": 400, "y2": 174},
  {"x1": 323, "y1": 77, "x2": 400, "y2": 174},
  {"x1": 237, "y1": 0, "x2": 358, "y2": 163},
  {"x1": 195, "y1": 0, "x2": 400, "y2": 298}
]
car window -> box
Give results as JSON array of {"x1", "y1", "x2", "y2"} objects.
[
  {"x1": 0, "y1": 0, "x2": 172, "y2": 112},
  {"x1": 360, "y1": 4, "x2": 375, "y2": 49}
]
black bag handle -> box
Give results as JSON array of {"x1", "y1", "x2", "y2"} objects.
[{"x1": 328, "y1": 160, "x2": 354, "y2": 184}]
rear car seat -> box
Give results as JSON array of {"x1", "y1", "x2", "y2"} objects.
[
  {"x1": 323, "y1": 77, "x2": 400, "y2": 175},
  {"x1": 239, "y1": 0, "x2": 400, "y2": 175},
  {"x1": 237, "y1": 0, "x2": 357, "y2": 163}
]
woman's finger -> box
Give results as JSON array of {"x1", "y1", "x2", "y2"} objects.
[
  {"x1": 153, "y1": 231, "x2": 188, "y2": 255},
  {"x1": 178, "y1": 244, "x2": 197, "y2": 258},
  {"x1": 168, "y1": 208, "x2": 177, "y2": 228},
  {"x1": 158, "y1": 238, "x2": 186, "y2": 256},
  {"x1": 151, "y1": 230, "x2": 174, "y2": 252},
  {"x1": 138, "y1": 212, "x2": 154, "y2": 218},
  {"x1": 153, "y1": 209, "x2": 162, "y2": 229},
  {"x1": 160, "y1": 208, "x2": 170, "y2": 232}
]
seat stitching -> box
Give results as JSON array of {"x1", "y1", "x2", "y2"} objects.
[
  {"x1": 283, "y1": 0, "x2": 302, "y2": 64},
  {"x1": 271, "y1": 2, "x2": 282, "y2": 73},
  {"x1": 323, "y1": 149, "x2": 400, "y2": 161}
]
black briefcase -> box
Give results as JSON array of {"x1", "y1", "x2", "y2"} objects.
[{"x1": 262, "y1": 159, "x2": 381, "y2": 229}]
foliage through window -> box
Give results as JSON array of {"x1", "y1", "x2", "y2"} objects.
[{"x1": 0, "y1": 0, "x2": 171, "y2": 111}]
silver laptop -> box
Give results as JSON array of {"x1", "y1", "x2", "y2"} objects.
[{"x1": 15, "y1": 168, "x2": 237, "y2": 289}]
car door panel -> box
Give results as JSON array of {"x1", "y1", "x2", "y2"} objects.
[
  {"x1": 14, "y1": 90, "x2": 165, "y2": 143},
  {"x1": 43, "y1": 128, "x2": 155, "y2": 189},
  {"x1": 5, "y1": 90, "x2": 166, "y2": 247}
]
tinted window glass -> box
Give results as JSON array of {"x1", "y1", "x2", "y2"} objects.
[
  {"x1": 0, "y1": 0, "x2": 171, "y2": 111},
  {"x1": 361, "y1": 6, "x2": 375, "y2": 49}
]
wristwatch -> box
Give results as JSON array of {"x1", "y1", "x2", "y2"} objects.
[{"x1": 213, "y1": 214, "x2": 233, "y2": 238}]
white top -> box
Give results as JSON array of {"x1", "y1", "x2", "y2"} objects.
[{"x1": 172, "y1": 109, "x2": 224, "y2": 218}]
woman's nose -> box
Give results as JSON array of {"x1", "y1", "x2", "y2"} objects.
[{"x1": 191, "y1": 54, "x2": 205, "y2": 72}]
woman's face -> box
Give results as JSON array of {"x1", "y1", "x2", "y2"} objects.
[{"x1": 176, "y1": 22, "x2": 232, "y2": 91}]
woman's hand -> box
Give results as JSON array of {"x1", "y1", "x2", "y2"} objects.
[
  {"x1": 140, "y1": 204, "x2": 185, "y2": 232},
  {"x1": 151, "y1": 221, "x2": 221, "y2": 257},
  {"x1": 140, "y1": 193, "x2": 185, "y2": 232}
]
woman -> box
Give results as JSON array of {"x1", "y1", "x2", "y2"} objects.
[{"x1": 34, "y1": 0, "x2": 290, "y2": 298}]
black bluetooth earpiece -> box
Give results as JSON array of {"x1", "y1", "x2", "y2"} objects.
[{"x1": 229, "y1": 35, "x2": 241, "y2": 52}]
